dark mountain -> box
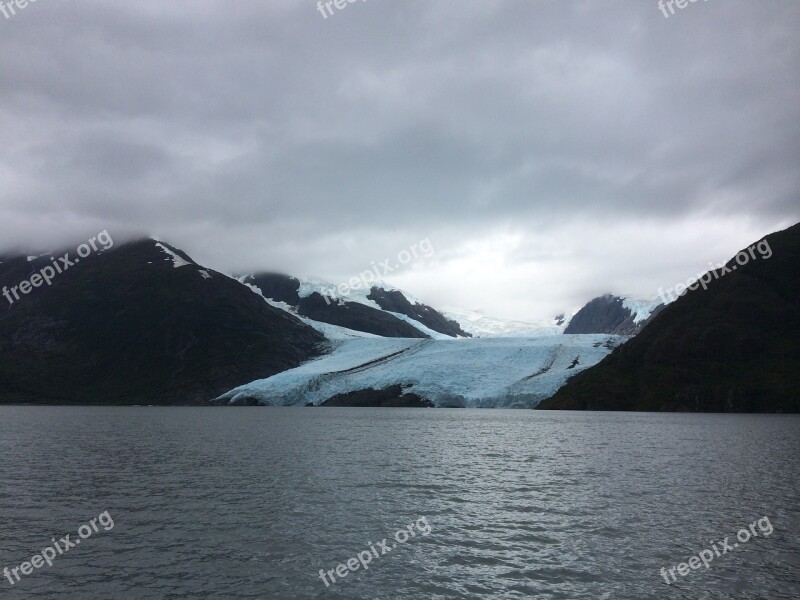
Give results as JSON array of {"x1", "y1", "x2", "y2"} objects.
[
  {"x1": 563, "y1": 295, "x2": 664, "y2": 335},
  {"x1": 366, "y1": 287, "x2": 471, "y2": 337},
  {"x1": 244, "y1": 273, "x2": 430, "y2": 338},
  {"x1": 0, "y1": 240, "x2": 325, "y2": 405},
  {"x1": 539, "y1": 223, "x2": 800, "y2": 413}
]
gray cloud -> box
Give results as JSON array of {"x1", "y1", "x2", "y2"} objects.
[{"x1": 1, "y1": 0, "x2": 798, "y2": 319}]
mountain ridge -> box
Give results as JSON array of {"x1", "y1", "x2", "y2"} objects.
[
  {"x1": 538, "y1": 223, "x2": 800, "y2": 413},
  {"x1": 0, "y1": 239, "x2": 326, "y2": 404},
  {"x1": 242, "y1": 272, "x2": 471, "y2": 339}
]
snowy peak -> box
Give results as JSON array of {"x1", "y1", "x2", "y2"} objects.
[
  {"x1": 563, "y1": 294, "x2": 665, "y2": 336},
  {"x1": 241, "y1": 272, "x2": 464, "y2": 339}
]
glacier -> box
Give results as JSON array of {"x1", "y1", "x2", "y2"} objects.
[{"x1": 215, "y1": 334, "x2": 626, "y2": 408}]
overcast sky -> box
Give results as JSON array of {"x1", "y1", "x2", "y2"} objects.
[{"x1": 1, "y1": 0, "x2": 798, "y2": 320}]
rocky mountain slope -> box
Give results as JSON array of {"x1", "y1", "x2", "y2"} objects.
[
  {"x1": 366, "y1": 287, "x2": 470, "y2": 337},
  {"x1": 563, "y1": 295, "x2": 664, "y2": 335},
  {"x1": 242, "y1": 273, "x2": 467, "y2": 338}
]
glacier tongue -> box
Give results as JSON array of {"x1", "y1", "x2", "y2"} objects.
[{"x1": 216, "y1": 335, "x2": 626, "y2": 408}]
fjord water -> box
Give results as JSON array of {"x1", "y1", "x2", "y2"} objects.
[{"x1": 0, "y1": 408, "x2": 797, "y2": 599}]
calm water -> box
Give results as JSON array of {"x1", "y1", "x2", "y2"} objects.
[{"x1": 0, "y1": 407, "x2": 797, "y2": 599}]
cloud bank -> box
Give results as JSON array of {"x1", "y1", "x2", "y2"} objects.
[{"x1": 1, "y1": 0, "x2": 798, "y2": 319}]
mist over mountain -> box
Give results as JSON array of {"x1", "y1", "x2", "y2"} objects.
[
  {"x1": 2, "y1": 221, "x2": 798, "y2": 412},
  {"x1": 0, "y1": 237, "x2": 636, "y2": 406}
]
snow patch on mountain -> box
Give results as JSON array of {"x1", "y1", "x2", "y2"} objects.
[
  {"x1": 245, "y1": 281, "x2": 380, "y2": 342},
  {"x1": 155, "y1": 242, "x2": 191, "y2": 268},
  {"x1": 296, "y1": 277, "x2": 419, "y2": 310},
  {"x1": 279, "y1": 275, "x2": 455, "y2": 337},
  {"x1": 621, "y1": 297, "x2": 663, "y2": 323},
  {"x1": 382, "y1": 311, "x2": 456, "y2": 340}
]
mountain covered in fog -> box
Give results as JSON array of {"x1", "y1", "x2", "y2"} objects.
[{"x1": 0, "y1": 240, "x2": 325, "y2": 404}]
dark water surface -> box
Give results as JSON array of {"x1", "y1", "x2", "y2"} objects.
[{"x1": 0, "y1": 407, "x2": 798, "y2": 599}]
